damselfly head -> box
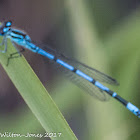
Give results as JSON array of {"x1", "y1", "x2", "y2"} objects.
[{"x1": 0, "y1": 21, "x2": 12, "y2": 36}]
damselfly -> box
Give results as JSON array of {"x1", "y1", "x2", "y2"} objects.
[{"x1": 0, "y1": 21, "x2": 139, "y2": 118}]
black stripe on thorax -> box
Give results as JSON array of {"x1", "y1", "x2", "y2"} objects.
[
  {"x1": 11, "y1": 36, "x2": 22, "y2": 39},
  {"x1": 11, "y1": 30, "x2": 26, "y2": 38}
]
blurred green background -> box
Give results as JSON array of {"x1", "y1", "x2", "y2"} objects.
[{"x1": 0, "y1": 0, "x2": 140, "y2": 140}]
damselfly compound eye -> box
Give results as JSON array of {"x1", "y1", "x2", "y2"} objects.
[{"x1": 5, "y1": 21, "x2": 12, "y2": 27}]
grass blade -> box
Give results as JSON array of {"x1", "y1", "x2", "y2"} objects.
[{"x1": 0, "y1": 38, "x2": 77, "y2": 140}]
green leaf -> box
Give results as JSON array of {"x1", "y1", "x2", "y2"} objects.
[{"x1": 0, "y1": 38, "x2": 77, "y2": 140}]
